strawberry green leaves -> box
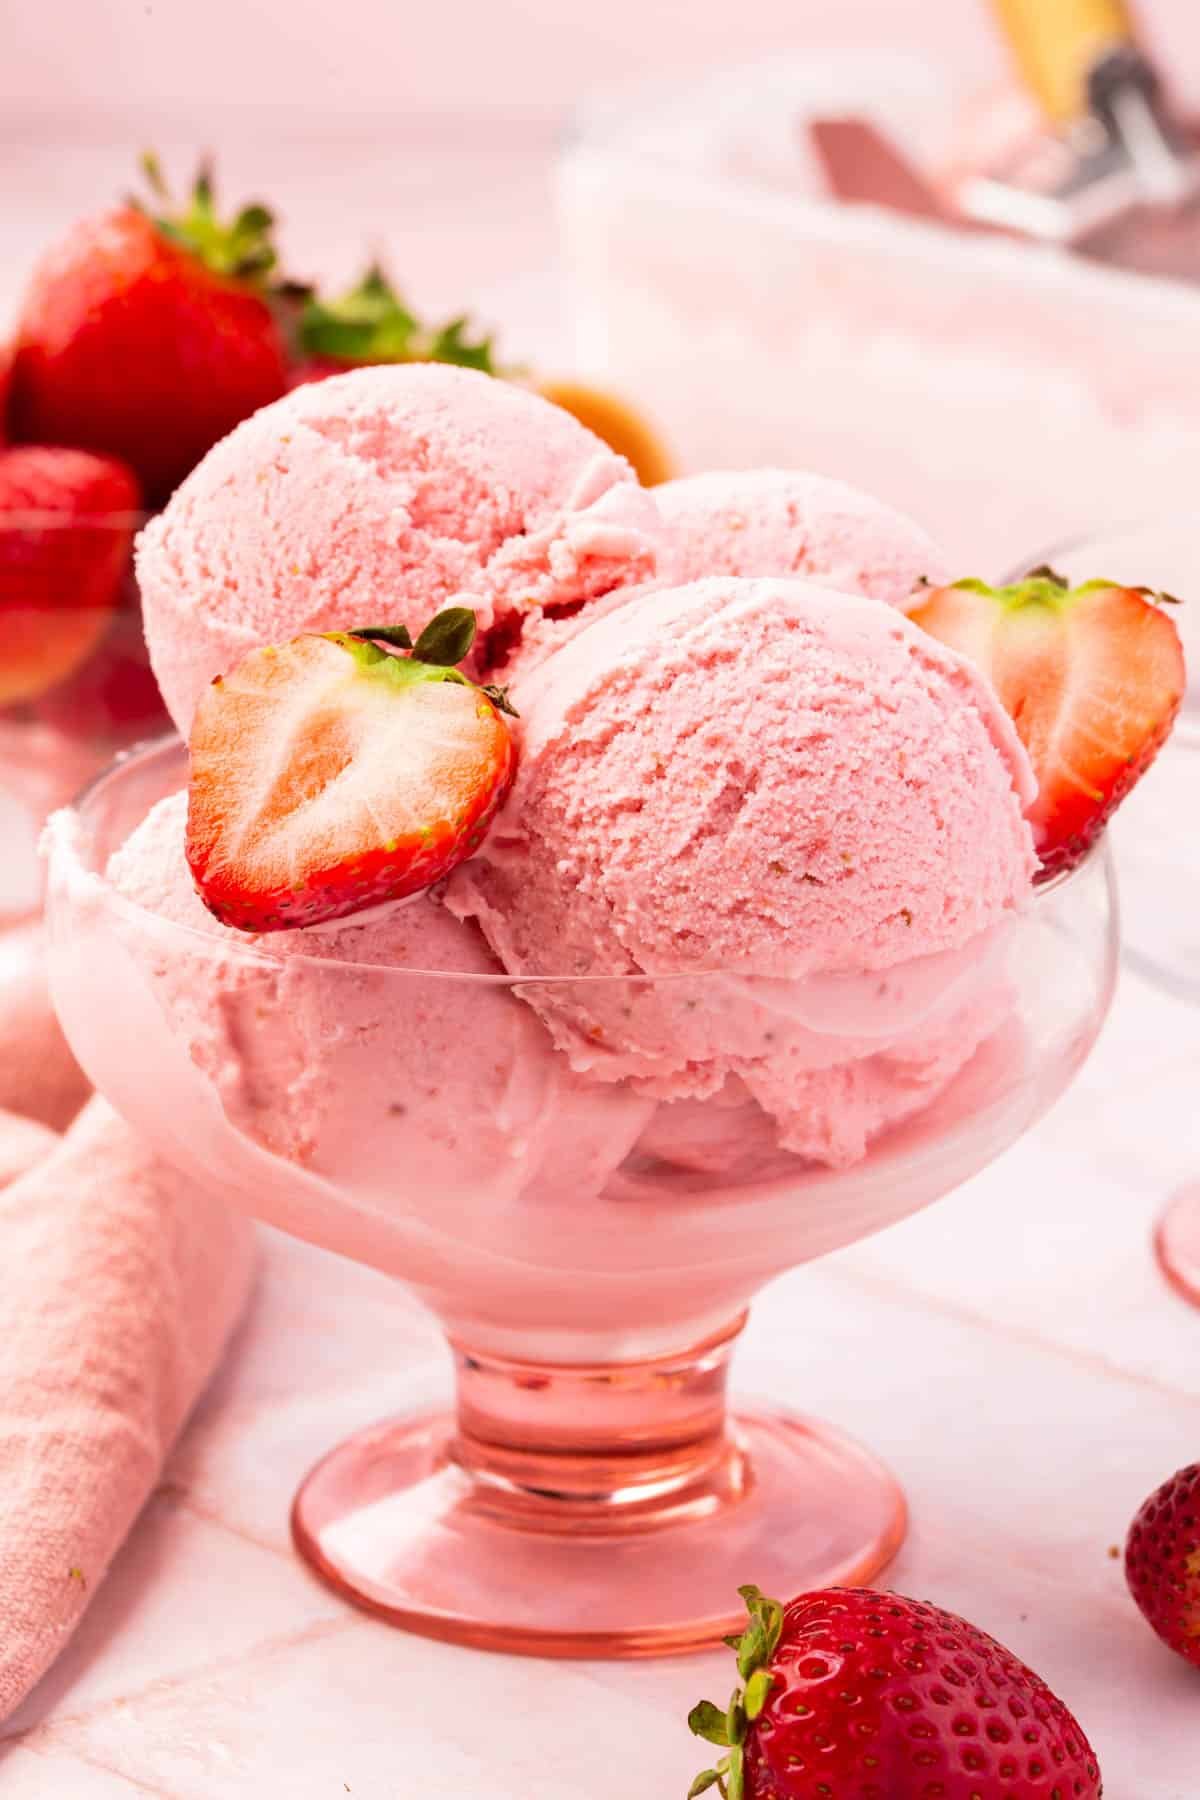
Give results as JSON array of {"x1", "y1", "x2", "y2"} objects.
[
  {"x1": 349, "y1": 624, "x2": 414, "y2": 650},
  {"x1": 687, "y1": 1588, "x2": 781, "y2": 1799},
  {"x1": 345, "y1": 610, "x2": 519, "y2": 715},
  {"x1": 348, "y1": 607, "x2": 475, "y2": 668},
  {"x1": 136, "y1": 153, "x2": 280, "y2": 285},
  {"x1": 299, "y1": 264, "x2": 500, "y2": 375},
  {"x1": 299, "y1": 264, "x2": 418, "y2": 363},
  {"x1": 412, "y1": 606, "x2": 477, "y2": 667}
]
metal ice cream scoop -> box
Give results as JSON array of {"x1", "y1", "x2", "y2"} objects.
[
  {"x1": 960, "y1": 0, "x2": 1200, "y2": 274},
  {"x1": 809, "y1": 0, "x2": 1200, "y2": 281}
]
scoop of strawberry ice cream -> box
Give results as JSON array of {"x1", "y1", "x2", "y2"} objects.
[
  {"x1": 657, "y1": 469, "x2": 949, "y2": 598},
  {"x1": 500, "y1": 467, "x2": 950, "y2": 685},
  {"x1": 136, "y1": 364, "x2": 667, "y2": 733},
  {"x1": 448, "y1": 575, "x2": 1036, "y2": 1159},
  {"x1": 102, "y1": 792, "x2": 652, "y2": 1206}
]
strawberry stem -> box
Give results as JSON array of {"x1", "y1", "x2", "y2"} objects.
[
  {"x1": 687, "y1": 1590, "x2": 782, "y2": 1799},
  {"x1": 134, "y1": 154, "x2": 281, "y2": 287},
  {"x1": 954, "y1": 571, "x2": 1180, "y2": 615}
]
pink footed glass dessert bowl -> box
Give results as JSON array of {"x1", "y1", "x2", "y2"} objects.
[{"x1": 45, "y1": 735, "x2": 1117, "y2": 1658}]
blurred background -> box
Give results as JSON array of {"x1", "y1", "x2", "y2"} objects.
[{"x1": 2, "y1": 0, "x2": 1196, "y2": 341}]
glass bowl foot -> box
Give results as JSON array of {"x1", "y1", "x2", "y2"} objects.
[
  {"x1": 1155, "y1": 1185, "x2": 1200, "y2": 1307},
  {"x1": 291, "y1": 1404, "x2": 907, "y2": 1658}
]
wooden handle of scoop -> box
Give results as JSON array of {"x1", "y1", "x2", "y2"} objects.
[{"x1": 989, "y1": 0, "x2": 1140, "y2": 122}]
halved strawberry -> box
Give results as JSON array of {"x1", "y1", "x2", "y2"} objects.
[
  {"x1": 908, "y1": 569, "x2": 1185, "y2": 877},
  {"x1": 186, "y1": 607, "x2": 517, "y2": 932}
]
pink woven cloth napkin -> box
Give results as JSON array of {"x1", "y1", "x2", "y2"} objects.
[{"x1": 0, "y1": 923, "x2": 257, "y2": 1723}]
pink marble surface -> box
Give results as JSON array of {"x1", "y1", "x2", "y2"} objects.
[
  {"x1": 1, "y1": 968, "x2": 1199, "y2": 1795},
  {"x1": 5, "y1": 113, "x2": 1200, "y2": 1796}
]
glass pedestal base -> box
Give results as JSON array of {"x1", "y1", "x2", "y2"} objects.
[{"x1": 292, "y1": 1400, "x2": 906, "y2": 1658}]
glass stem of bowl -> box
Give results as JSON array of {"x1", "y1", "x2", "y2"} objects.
[{"x1": 447, "y1": 1314, "x2": 751, "y2": 1530}]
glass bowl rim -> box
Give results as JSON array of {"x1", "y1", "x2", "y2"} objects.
[{"x1": 48, "y1": 731, "x2": 1108, "y2": 988}]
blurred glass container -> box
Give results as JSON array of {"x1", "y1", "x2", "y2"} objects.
[
  {"x1": 0, "y1": 509, "x2": 167, "y2": 920},
  {"x1": 559, "y1": 53, "x2": 1200, "y2": 571}
]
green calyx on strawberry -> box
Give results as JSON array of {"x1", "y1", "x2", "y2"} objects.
[
  {"x1": 296, "y1": 262, "x2": 501, "y2": 376},
  {"x1": 908, "y1": 567, "x2": 1185, "y2": 878},
  {"x1": 134, "y1": 152, "x2": 280, "y2": 286},
  {"x1": 344, "y1": 608, "x2": 518, "y2": 715},
  {"x1": 186, "y1": 606, "x2": 518, "y2": 934},
  {"x1": 687, "y1": 1586, "x2": 782, "y2": 1799}
]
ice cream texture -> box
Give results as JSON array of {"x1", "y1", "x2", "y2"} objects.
[
  {"x1": 657, "y1": 468, "x2": 949, "y2": 600},
  {"x1": 448, "y1": 575, "x2": 1036, "y2": 1156},
  {"x1": 136, "y1": 363, "x2": 666, "y2": 733},
  {"x1": 103, "y1": 792, "x2": 652, "y2": 1207},
  {"x1": 118, "y1": 359, "x2": 1046, "y2": 1176},
  {"x1": 503, "y1": 466, "x2": 947, "y2": 685}
]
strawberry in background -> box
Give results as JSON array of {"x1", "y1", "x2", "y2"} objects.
[
  {"x1": 0, "y1": 445, "x2": 141, "y2": 707},
  {"x1": 9, "y1": 157, "x2": 290, "y2": 505},
  {"x1": 291, "y1": 262, "x2": 674, "y2": 486}
]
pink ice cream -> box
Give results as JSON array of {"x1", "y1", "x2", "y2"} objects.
[
  {"x1": 136, "y1": 364, "x2": 667, "y2": 734},
  {"x1": 500, "y1": 466, "x2": 950, "y2": 685},
  {"x1": 449, "y1": 575, "x2": 1036, "y2": 1162},
  {"x1": 103, "y1": 792, "x2": 652, "y2": 1206},
  {"x1": 656, "y1": 469, "x2": 950, "y2": 599}
]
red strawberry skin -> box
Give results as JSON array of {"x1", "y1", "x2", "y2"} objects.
[
  {"x1": 1125, "y1": 1464, "x2": 1200, "y2": 1668},
  {"x1": 0, "y1": 444, "x2": 141, "y2": 706},
  {"x1": 11, "y1": 208, "x2": 288, "y2": 503},
  {"x1": 692, "y1": 1588, "x2": 1102, "y2": 1800}
]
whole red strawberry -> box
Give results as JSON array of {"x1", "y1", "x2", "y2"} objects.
[
  {"x1": 908, "y1": 569, "x2": 1185, "y2": 879},
  {"x1": 0, "y1": 444, "x2": 142, "y2": 706},
  {"x1": 1125, "y1": 1463, "x2": 1200, "y2": 1667},
  {"x1": 687, "y1": 1586, "x2": 1102, "y2": 1799},
  {"x1": 187, "y1": 606, "x2": 517, "y2": 932},
  {"x1": 11, "y1": 157, "x2": 289, "y2": 503}
]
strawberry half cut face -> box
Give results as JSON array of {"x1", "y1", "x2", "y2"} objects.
[
  {"x1": 185, "y1": 611, "x2": 516, "y2": 932},
  {"x1": 908, "y1": 569, "x2": 1185, "y2": 878}
]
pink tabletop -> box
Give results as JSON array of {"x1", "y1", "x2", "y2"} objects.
[{"x1": 2, "y1": 964, "x2": 1198, "y2": 1796}]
